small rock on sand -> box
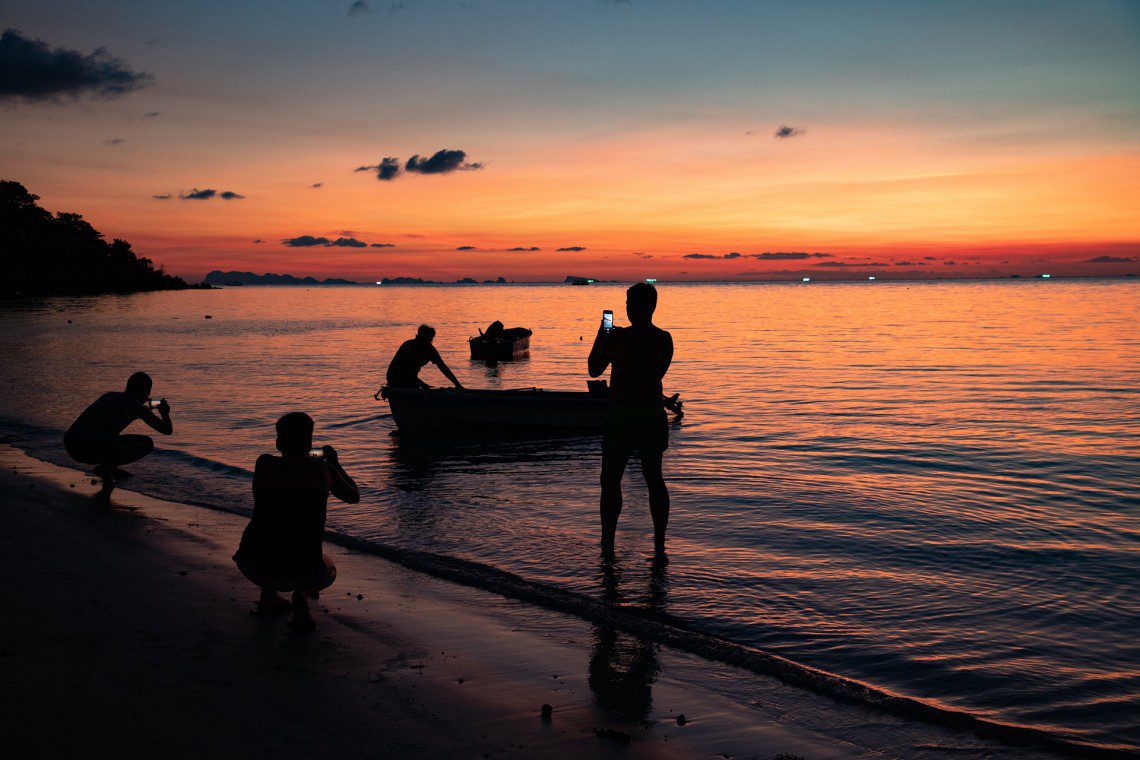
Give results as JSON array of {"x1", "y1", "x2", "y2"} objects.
[
  {"x1": 676, "y1": 714, "x2": 687, "y2": 726},
  {"x1": 540, "y1": 703, "x2": 552, "y2": 719},
  {"x1": 357, "y1": 594, "x2": 364, "y2": 600}
]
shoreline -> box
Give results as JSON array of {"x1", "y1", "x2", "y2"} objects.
[{"x1": 0, "y1": 445, "x2": 1071, "y2": 759}]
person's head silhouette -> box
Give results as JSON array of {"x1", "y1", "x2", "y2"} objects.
[
  {"x1": 416, "y1": 324, "x2": 436, "y2": 344},
  {"x1": 625, "y1": 282, "x2": 658, "y2": 327},
  {"x1": 125, "y1": 371, "x2": 153, "y2": 401},
  {"x1": 275, "y1": 412, "x2": 314, "y2": 456}
]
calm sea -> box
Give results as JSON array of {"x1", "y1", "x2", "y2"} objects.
[{"x1": 2, "y1": 280, "x2": 1137, "y2": 753}]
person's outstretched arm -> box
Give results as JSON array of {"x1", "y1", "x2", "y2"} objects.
[
  {"x1": 588, "y1": 319, "x2": 611, "y2": 377},
  {"x1": 140, "y1": 399, "x2": 174, "y2": 435},
  {"x1": 432, "y1": 347, "x2": 464, "y2": 389},
  {"x1": 322, "y1": 446, "x2": 360, "y2": 504}
]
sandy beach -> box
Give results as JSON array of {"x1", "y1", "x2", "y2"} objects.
[{"x1": 0, "y1": 445, "x2": 1062, "y2": 759}]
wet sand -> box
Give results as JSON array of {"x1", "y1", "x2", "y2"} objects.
[{"x1": 0, "y1": 446, "x2": 1054, "y2": 759}]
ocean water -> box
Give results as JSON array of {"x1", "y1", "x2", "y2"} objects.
[{"x1": 1, "y1": 280, "x2": 1137, "y2": 753}]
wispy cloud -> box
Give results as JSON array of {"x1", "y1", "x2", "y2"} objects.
[
  {"x1": 557, "y1": 245, "x2": 586, "y2": 252},
  {"x1": 371, "y1": 243, "x2": 395, "y2": 248},
  {"x1": 282, "y1": 235, "x2": 331, "y2": 247},
  {"x1": 105, "y1": 137, "x2": 126, "y2": 146},
  {"x1": 814, "y1": 261, "x2": 888, "y2": 268},
  {"x1": 176, "y1": 188, "x2": 245, "y2": 200},
  {"x1": 507, "y1": 246, "x2": 541, "y2": 251},
  {"x1": 329, "y1": 236, "x2": 367, "y2": 247},
  {"x1": 774, "y1": 124, "x2": 805, "y2": 138},
  {"x1": 151, "y1": 194, "x2": 172, "y2": 200},
  {"x1": 0, "y1": 28, "x2": 152, "y2": 102},
  {"x1": 355, "y1": 150, "x2": 483, "y2": 181},
  {"x1": 456, "y1": 245, "x2": 477, "y2": 250},
  {"x1": 310, "y1": 182, "x2": 323, "y2": 189},
  {"x1": 1085, "y1": 255, "x2": 1134, "y2": 263},
  {"x1": 347, "y1": 0, "x2": 371, "y2": 15}
]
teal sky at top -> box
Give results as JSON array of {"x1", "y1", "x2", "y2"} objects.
[{"x1": 4, "y1": 0, "x2": 1138, "y2": 146}]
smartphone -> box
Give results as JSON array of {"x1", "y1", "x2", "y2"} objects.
[
  {"x1": 309, "y1": 447, "x2": 325, "y2": 458},
  {"x1": 145, "y1": 398, "x2": 165, "y2": 409},
  {"x1": 602, "y1": 310, "x2": 614, "y2": 332}
]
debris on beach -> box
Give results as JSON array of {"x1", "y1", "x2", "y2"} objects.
[
  {"x1": 540, "y1": 703, "x2": 552, "y2": 719},
  {"x1": 676, "y1": 714, "x2": 687, "y2": 726},
  {"x1": 357, "y1": 594, "x2": 364, "y2": 600}
]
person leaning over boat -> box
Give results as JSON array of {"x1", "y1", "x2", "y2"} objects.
[
  {"x1": 588, "y1": 282, "x2": 674, "y2": 553},
  {"x1": 385, "y1": 324, "x2": 465, "y2": 390},
  {"x1": 233, "y1": 412, "x2": 359, "y2": 629}
]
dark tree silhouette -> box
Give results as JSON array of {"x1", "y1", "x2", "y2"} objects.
[{"x1": 0, "y1": 180, "x2": 197, "y2": 295}]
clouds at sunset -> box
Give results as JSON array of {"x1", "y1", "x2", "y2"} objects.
[
  {"x1": 355, "y1": 150, "x2": 482, "y2": 181},
  {"x1": 1, "y1": 1, "x2": 1136, "y2": 282},
  {"x1": 177, "y1": 188, "x2": 244, "y2": 201},
  {"x1": 0, "y1": 28, "x2": 150, "y2": 102}
]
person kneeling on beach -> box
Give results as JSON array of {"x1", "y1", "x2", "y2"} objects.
[
  {"x1": 233, "y1": 412, "x2": 360, "y2": 629},
  {"x1": 63, "y1": 371, "x2": 173, "y2": 497}
]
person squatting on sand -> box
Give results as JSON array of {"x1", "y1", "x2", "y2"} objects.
[
  {"x1": 589, "y1": 282, "x2": 674, "y2": 552},
  {"x1": 63, "y1": 371, "x2": 173, "y2": 497},
  {"x1": 233, "y1": 412, "x2": 360, "y2": 629}
]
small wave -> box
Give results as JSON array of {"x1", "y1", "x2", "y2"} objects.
[
  {"x1": 152, "y1": 448, "x2": 254, "y2": 479},
  {"x1": 323, "y1": 412, "x2": 391, "y2": 429},
  {"x1": 319, "y1": 528, "x2": 1128, "y2": 759}
]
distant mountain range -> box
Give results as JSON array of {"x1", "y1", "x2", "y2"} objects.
[{"x1": 203, "y1": 270, "x2": 359, "y2": 286}]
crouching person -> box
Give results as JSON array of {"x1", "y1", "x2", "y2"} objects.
[{"x1": 234, "y1": 412, "x2": 359, "y2": 629}]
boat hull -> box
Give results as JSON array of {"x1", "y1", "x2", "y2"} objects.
[
  {"x1": 383, "y1": 387, "x2": 611, "y2": 435},
  {"x1": 468, "y1": 334, "x2": 531, "y2": 360}
]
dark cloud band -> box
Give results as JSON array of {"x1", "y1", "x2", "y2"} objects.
[{"x1": 0, "y1": 28, "x2": 152, "y2": 102}]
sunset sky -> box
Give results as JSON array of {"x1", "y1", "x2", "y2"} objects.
[{"x1": 2, "y1": 0, "x2": 1138, "y2": 282}]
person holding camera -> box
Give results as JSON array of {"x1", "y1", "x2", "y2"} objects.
[
  {"x1": 233, "y1": 412, "x2": 359, "y2": 630},
  {"x1": 588, "y1": 283, "x2": 674, "y2": 553},
  {"x1": 63, "y1": 371, "x2": 173, "y2": 497}
]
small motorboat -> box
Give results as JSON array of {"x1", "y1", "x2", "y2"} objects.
[
  {"x1": 469, "y1": 321, "x2": 532, "y2": 361},
  {"x1": 379, "y1": 383, "x2": 683, "y2": 436}
]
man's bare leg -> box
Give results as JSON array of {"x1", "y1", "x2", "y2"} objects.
[
  {"x1": 641, "y1": 451, "x2": 669, "y2": 553},
  {"x1": 600, "y1": 450, "x2": 629, "y2": 550}
]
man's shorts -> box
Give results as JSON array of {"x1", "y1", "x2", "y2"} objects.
[{"x1": 602, "y1": 402, "x2": 669, "y2": 457}]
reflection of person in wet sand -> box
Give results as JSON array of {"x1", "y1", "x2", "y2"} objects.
[
  {"x1": 233, "y1": 412, "x2": 360, "y2": 630},
  {"x1": 588, "y1": 554, "x2": 668, "y2": 722},
  {"x1": 63, "y1": 371, "x2": 173, "y2": 498},
  {"x1": 385, "y1": 324, "x2": 464, "y2": 390},
  {"x1": 589, "y1": 283, "x2": 674, "y2": 552}
]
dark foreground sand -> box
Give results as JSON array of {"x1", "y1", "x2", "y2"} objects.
[{"x1": 0, "y1": 446, "x2": 1053, "y2": 760}]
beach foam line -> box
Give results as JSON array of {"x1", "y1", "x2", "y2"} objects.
[
  {"x1": 0, "y1": 441, "x2": 1127, "y2": 758},
  {"x1": 316, "y1": 528, "x2": 1128, "y2": 759}
]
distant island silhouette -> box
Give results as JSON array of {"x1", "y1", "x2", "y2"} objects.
[
  {"x1": 1, "y1": 181, "x2": 199, "y2": 296},
  {"x1": 204, "y1": 271, "x2": 360, "y2": 286}
]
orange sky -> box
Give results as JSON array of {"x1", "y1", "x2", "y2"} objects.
[{"x1": 3, "y1": 1, "x2": 1138, "y2": 281}]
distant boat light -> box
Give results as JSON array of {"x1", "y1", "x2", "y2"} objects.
[
  {"x1": 1041, "y1": 273, "x2": 1052, "y2": 278},
  {"x1": 646, "y1": 278, "x2": 657, "y2": 283},
  {"x1": 867, "y1": 276, "x2": 877, "y2": 281},
  {"x1": 375, "y1": 281, "x2": 383, "y2": 285},
  {"x1": 802, "y1": 277, "x2": 811, "y2": 282}
]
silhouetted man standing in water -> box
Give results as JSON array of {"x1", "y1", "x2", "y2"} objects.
[
  {"x1": 385, "y1": 324, "x2": 464, "y2": 390},
  {"x1": 589, "y1": 283, "x2": 674, "y2": 552},
  {"x1": 63, "y1": 372, "x2": 173, "y2": 497}
]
